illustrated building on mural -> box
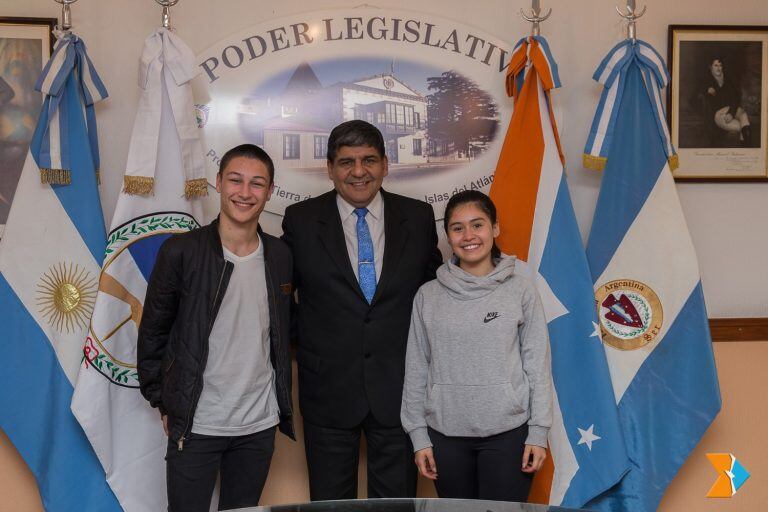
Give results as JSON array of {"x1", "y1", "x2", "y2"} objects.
[{"x1": 238, "y1": 62, "x2": 429, "y2": 168}]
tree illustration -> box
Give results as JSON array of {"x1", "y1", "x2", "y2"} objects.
[{"x1": 426, "y1": 71, "x2": 498, "y2": 157}]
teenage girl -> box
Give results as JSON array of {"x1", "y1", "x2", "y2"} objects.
[{"x1": 401, "y1": 190, "x2": 552, "y2": 501}]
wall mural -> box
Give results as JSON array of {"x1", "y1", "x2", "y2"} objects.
[{"x1": 196, "y1": 9, "x2": 513, "y2": 218}]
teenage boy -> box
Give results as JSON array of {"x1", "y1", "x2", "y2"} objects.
[{"x1": 138, "y1": 144, "x2": 294, "y2": 511}]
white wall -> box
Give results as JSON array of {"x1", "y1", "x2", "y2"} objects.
[{"x1": 1, "y1": 0, "x2": 766, "y2": 317}]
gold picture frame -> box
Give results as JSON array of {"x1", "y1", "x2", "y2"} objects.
[
  {"x1": 0, "y1": 16, "x2": 56, "y2": 237},
  {"x1": 668, "y1": 25, "x2": 768, "y2": 181}
]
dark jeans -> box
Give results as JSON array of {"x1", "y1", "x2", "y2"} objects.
[
  {"x1": 303, "y1": 413, "x2": 417, "y2": 500},
  {"x1": 165, "y1": 427, "x2": 276, "y2": 511},
  {"x1": 429, "y1": 424, "x2": 533, "y2": 502}
]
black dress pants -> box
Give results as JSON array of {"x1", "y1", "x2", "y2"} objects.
[
  {"x1": 165, "y1": 427, "x2": 276, "y2": 511},
  {"x1": 429, "y1": 424, "x2": 533, "y2": 502},
  {"x1": 303, "y1": 412, "x2": 417, "y2": 500}
]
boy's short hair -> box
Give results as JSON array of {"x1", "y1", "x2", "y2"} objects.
[{"x1": 218, "y1": 144, "x2": 275, "y2": 183}]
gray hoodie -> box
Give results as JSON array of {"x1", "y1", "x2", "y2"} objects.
[{"x1": 400, "y1": 255, "x2": 552, "y2": 452}]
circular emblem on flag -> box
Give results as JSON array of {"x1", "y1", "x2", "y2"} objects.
[
  {"x1": 194, "y1": 104, "x2": 210, "y2": 128},
  {"x1": 85, "y1": 212, "x2": 200, "y2": 387},
  {"x1": 36, "y1": 262, "x2": 97, "y2": 333},
  {"x1": 595, "y1": 279, "x2": 663, "y2": 350}
]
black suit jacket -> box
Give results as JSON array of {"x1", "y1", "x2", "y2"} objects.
[{"x1": 282, "y1": 189, "x2": 442, "y2": 428}]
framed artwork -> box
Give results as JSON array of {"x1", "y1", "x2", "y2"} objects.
[
  {"x1": 668, "y1": 25, "x2": 768, "y2": 181},
  {"x1": 0, "y1": 16, "x2": 56, "y2": 237}
]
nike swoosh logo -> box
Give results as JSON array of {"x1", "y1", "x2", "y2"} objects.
[{"x1": 484, "y1": 313, "x2": 500, "y2": 323}]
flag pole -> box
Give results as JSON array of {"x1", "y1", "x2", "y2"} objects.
[
  {"x1": 615, "y1": 0, "x2": 647, "y2": 42},
  {"x1": 53, "y1": 0, "x2": 78, "y2": 32},
  {"x1": 155, "y1": 0, "x2": 180, "y2": 30},
  {"x1": 520, "y1": 0, "x2": 552, "y2": 37}
]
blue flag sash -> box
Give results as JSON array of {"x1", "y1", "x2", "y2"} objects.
[
  {"x1": 32, "y1": 30, "x2": 108, "y2": 185},
  {"x1": 583, "y1": 39, "x2": 677, "y2": 171}
]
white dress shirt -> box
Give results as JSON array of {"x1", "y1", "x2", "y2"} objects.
[{"x1": 336, "y1": 191, "x2": 385, "y2": 281}]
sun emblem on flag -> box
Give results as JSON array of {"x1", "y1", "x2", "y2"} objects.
[
  {"x1": 36, "y1": 262, "x2": 97, "y2": 333},
  {"x1": 595, "y1": 279, "x2": 663, "y2": 350}
]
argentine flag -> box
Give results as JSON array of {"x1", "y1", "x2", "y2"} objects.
[
  {"x1": 490, "y1": 36, "x2": 629, "y2": 508},
  {"x1": 0, "y1": 33, "x2": 120, "y2": 510},
  {"x1": 584, "y1": 40, "x2": 722, "y2": 512}
]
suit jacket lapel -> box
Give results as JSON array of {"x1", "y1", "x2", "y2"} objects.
[
  {"x1": 317, "y1": 191, "x2": 366, "y2": 302},
  {"x1": 372, "y1": 190, "x2": 408, "y2": 306}
]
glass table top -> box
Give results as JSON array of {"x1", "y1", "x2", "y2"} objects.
[{"x1": 234, "y1": 498, "x2": 590, "y2": 512}]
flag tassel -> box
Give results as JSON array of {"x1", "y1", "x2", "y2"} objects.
[
  {"x1": 583, "y1": 154, "x2": 607, "y2": 171},
  {"x1": 39, "y1": 168, "x2": 72, "y2": 185},
  {"x1": 584, "y1": 154, "x2": 679, "y2": 172},
  {"x1": 668, "y1": 153, "x2": 679, "y2": 171},
  {"x1": 123, "y1": 175, "x2": 154, "y2": 195},
  {"x1": 184, "y1": 178, "x2": 208, "y2": 199}
]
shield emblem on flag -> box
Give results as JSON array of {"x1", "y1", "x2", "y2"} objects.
[{"x1": 595, "y1": 279, "x2": 663, "y2": 351}]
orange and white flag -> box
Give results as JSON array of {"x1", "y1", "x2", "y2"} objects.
[{"x1": 490, "y1": 36, "x2": 629, "y2": 507}]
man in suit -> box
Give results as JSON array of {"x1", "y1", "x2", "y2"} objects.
[{"x1": 282, "y1": 120, "x2": 442, "y2": 500}]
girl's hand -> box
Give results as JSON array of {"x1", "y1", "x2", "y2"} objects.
[
  {"x1": 522, "y1": 444, "x2": 547, "y2": 473},
  {"x1": 415, "y1": 447, "x2": 438, "y2": 480}
]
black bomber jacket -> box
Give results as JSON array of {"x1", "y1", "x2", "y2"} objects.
[{"x1": 137, "y1": 218, "x2": 295, "y2": 448}]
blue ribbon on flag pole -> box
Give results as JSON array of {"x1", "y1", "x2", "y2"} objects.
[
  {"x1": 32, "y1": 31, "x2": 108, "y2": 184},
  {"x1": 583, "y1": 40, "x2": 677, "y2": 171}
]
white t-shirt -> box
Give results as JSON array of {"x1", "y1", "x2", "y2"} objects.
[{"x1": 191, "y1": 238, "x2": 279, "y2": 436}]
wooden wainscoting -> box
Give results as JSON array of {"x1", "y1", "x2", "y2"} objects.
[{"x1": 710, "y1": 318, "x2": 768, "y2": 342}]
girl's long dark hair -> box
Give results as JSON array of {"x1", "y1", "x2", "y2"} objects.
[{"x1": 443, "y1": 190, "x2": 502, "y2": 260}]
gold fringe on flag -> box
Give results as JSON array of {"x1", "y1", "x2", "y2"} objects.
[
  {"x1": 668, "y1": 154, "x2": 679, "y2": 171},
  {"x1": 123, "y1": 175, "x2": 154, "y2": 195},
  {"x1": 184, "y1": 178, "x2": 208, "y2": 199},
  {"x1": 95, "y1": 170, "x2": 101, "y2": 186},
  {"x1": 583, "y1": 154, "x2": 607, "y2": 171},
  {"x1": 40, "y1": 168, "x2": 72, "y2": 185}
]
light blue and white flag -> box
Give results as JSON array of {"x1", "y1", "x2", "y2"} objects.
[
  {"x1": 0, "y1": 32, "x2": 119, "y2": 511},
  {"x1": 584, "y1": 40, "x2": 722, "y2": 512},
  {"x1": 490, "y1": 36, "x2": 629, "y2": 508},
  {"x1": 71, "y1": 28, "x2": 206, "y2": 512}
]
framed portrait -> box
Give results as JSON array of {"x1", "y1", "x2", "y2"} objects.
[
  {"x1": 0, "y1": 16, "x2": 56, "y2": 237},
  {"x1": 668, "y1": 25, "x2": 768, "y2": 181}
]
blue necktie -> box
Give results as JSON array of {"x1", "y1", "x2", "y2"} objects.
[{"x1": 354, "y1": 208, "x2": 377, "y2": 304}]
